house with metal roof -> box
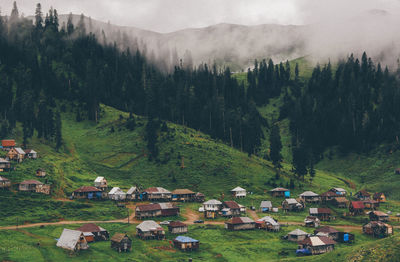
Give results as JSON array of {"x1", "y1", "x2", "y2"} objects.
[
  {"x1": 168, "y1": 221, "x2": 188, "y2": 234},
  {"x1": 231, "y1": 186, "x2": 246, "y2": 198},
  {"x1": 143, "y1": 187, "x2": 171, "y2": 201},
  {"x1": 369, "y1": 211, "x2": 389, "y2": 222},
  {"x1": 225, "y1": 217, "x2": 255, "y2": 231},
  {"x1": 314, "y1": 226, "x2": 340, "y2": 240},
  {"x1": 0, "y1": 158, "x2": 11, "y2": 172},
  {"x1": 355, "y1": 189, "x2": 371, "y2": 200},
  {"x1": 7, "y1": 147, "x2": 25, "y2": 163},
  {"x1": 108, "y1": 187, "x2": 126, "y2": 201},
  {"x1": 309, "y1": 208, "x2": 332, "y2": 221},
  {"x1": 136, "y1": 220, "x2": 165, "y2": 240},
  {"x1": 56, "y1": 229, "x2": 89, "y2": 251},
  {"x1": 299, "y1": 191, "x2": 320, "y2": 203},
  {"x1": 0, "y1": 176, "x2": 11, "y2": 189},
  {"x1": 203, "y1": 199, "x2": 222, "y2": 219},
  {"x1": 282, "y1": 198, "x2": 304, "y2": 212},
  {"x1": 72, "y1": 186, "x2": 102, "y2": 199},
  {"x1": 304, "y1": 216, "x2": 320, "y2": 228},
  {"x1": 256, "y1": 216, "x2": 280, "y2": 231},
  {"x1": 259, "y1": 201, "x2": 272, "y2": 212},
  {"x1": 298, "y1": 236, "x2": 336, "y2": 255},
  {"x1": 349, "y1": 201, "x2": 365, "y2": 215},
  {"x1": 135, "y1": 203, "x2": 179, "y2": 219},
  {"x1": 126, "y1": 186, "x2": 142, "y2": 200},
  {"x1": 286, "y1": 229, "x2": 309, "y2": 242},
  {"x1": 1, "y1": 140, "x2": 15, "y2": 150},
  {"x1": 110, "y1": 233, "x2": 131, "y2": 252},
  {"x1": 329, "y1": 188, "x2": 347, "y2": 196},
  {"x1": 221, "y1": 201, "x2": 241, "y2": 217},
  {"x1": 94, "y1": 176, "x2": 107, "y2": 191},
  {"x1": 76, "y1": 223, "x2": 109, "y2": 242},
  {"x1": 363, "y1": 221, "x2": 393, "y2": 238},
  {"x1": 173, "y1": 236, "x2": 199, "y2": 251},
  {"x1": 171, "y1": 189, "x2": 195, "y2": 202},
  {"x1": 269, "y1": 187, "x2": 290, "y2": 197}
]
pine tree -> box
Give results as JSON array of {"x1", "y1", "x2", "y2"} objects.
[
  {"x1": 10, "y1": 1, "x2": 19, "y2": 24},
  {"x1": 35, "y1": 3, "x2": 43, "y2": 30},
  {"x1": 54, "y1": 111, "x2": 62, "y2": 150},
  {"x1": 269, "y1": 123, "x2": 283, "y2": 169},
  {"x1": 67, "y1": 13, "x2": 74, "y2": 35},
  {"x1": 145, "y1": 117, "x2": 159, "y2": 160}
]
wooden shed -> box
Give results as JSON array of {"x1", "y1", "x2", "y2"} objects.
[
  {"x1": 298, "y1": 236, "x2": 336, "y2": 255},
  {"x1": 349, "y1": 201, "x2": 365, "y2": 216},
  {"x1": 329, "y1": 188, "x2": 347, "y2": 196},
  {"x1": 225, "y1": 217, "x2": 255, "y2": 231},
  {"x1": 309, "y1": 208, "x2": 332, "y2": 221},
  {"x1": 7, "y1": 147, "x2": 25, "y2": 163},
  {"x1": 320, "y1": 191, "x2": 338, "y2": 203},
  {"x1": 369, "y1": 211, "x2": 389, "y2": 222},
  {"x1": 314, "y1": 226, "x2": 340, "y2": 241},
  {"x1": 19, "y1": 180, "x2": 43, "y2": 192},
  {"x1": 304, "y1": 216, "x2": 320, "y2": 228},
  {"x1": 56, "y1": 229, "x2": 89, "y2": 251},
  {"x1": 0, "y1": 176, "x2": 11, "y2": 189},
  {"x1": 363, "y1": 221, "x2": 393, "y2": 238},
  {"x1": 24, "y1": 149, "x2": 38, "y2": 159},
  {"x1": 269, "y1": 187, "x2": 289, "y2": 197},
  {"x1": 76, "y1": 223, "x2": 109, "y2": 241},
  {"x1": 126, "y1": 186, "x2": 142, "y2": 200},
  {"x1": 136, "y1": 220, "x2": 165, "y2": 240},
  {"x1": 256, "y1": 216, "x2": 280, "y2": 231},
  {"x1": 168, "y1": 221, "x2": 188, "y2": 234},
  {"x1": 36, "y1": 168, "x2": 46, "y2": 177},
  {"x1": 110, "y1": 233, "x2": 132, "y2": 252},
  {"x1": 259, "y1": 201, "x2": 272, "y2": 212},
  {"x1": 286, "y1": 229, "x2": 308, "y2": 242},
  {"x1": 0, "y1": 158, "x2": 11, "y2": 172},
  {"x1": 72, "y1": 186, "x2": 102, "y2": 199},
  {"x1": 282, "y1": 198, "x2": 304, "y2": 212},
  {"x1": 173, "y1": 236, "x2": 199, "y2": 251},
  {"x1": 194, "y1": 192, "x2": 205, "y2": 202},
  {"x1": 299, "y1": 191, "x2": 320, "y2": 203}
]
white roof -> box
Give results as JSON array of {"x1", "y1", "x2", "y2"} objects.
[
  {"x1": 27, "y1": 149, "x2": 37, "y2": 154},
  {"x1": 94, "y1": 176, "x2": 105, "y2": 183},
  {"x1": 309, "y1": 208, "x2": 318, "y2": 215},
  {"x1": 0, "y1": 158, "x2": 9, "y2": 163},
  {"x1": 260, "y1": 201, "x2": 272, "y2": 208},
  {"x1": 83, "y1": 232, "x2": 94, "y2": 237},
  {"x1": 109, "y1": 187, "x2": 125, "y2": 195},
  {"x1": 203, "y1": 199, "x2": 222, "y2": 205},
  {"x1": 127, "y1": 186, "x2": 137, "y2": 194},
  {"x1": 309, "y1": 236, "x2": 327, "y2": 246},
  {"x1": 284, "y1": 198, "x2": 299, "y2": 204},
  {"x1": 14, "y1": 147, "x2": 25, "y2": 154},
  {"x1": 316, "y1": 232, "x2": 329, "y2": 237},
  {"x1": 136, "y1": 220, "x2": 162, "y2": 232},
  {"x1": 300, "y1": 191, "x2": 319, "y2": 197},
  {"x1": 333, "y1": 188, "x2": 346, "y2": 192},
  {"x1": 288, "y1": 229, "x2": 308, "y2": 236},
  {"x1": 257, "y1": 216, "x2": 279, "y2": 226},
  {"x1": 56, "y1": 229, "x2": 84, "y2": 250},
  {"x1": 231, "y1": 186, "x2": 246, "y2": 192}
]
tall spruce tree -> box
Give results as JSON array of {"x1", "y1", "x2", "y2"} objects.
[{"x1": 269, "y1": 123, "x2": 283, "y2": 169}]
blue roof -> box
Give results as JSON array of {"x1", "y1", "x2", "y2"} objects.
[{"x1": 174, "y1": 236, "x2": 199, "y2": 243}]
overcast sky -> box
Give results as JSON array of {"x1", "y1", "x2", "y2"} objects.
[{"x1": 1, "y1": 0, "x2": 400, "y2": 33}]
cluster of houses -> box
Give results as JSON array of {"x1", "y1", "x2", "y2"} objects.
[
  {"x1": 57, "y1": 220, "x2": 200, "y2": 253},
  {"x1": 1, "y1": 139, "x2": 38, "y2": 163}
]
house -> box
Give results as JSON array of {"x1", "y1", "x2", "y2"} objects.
[
  {"x1": 286, "y1": 229, "x2": 308, "y2": 242},
  {"x1": 171, "y1": 189, "x2": 195, "y2": 202},
  {"x1": 143, "y1": 187, "x2": 171, "y2": 201},
  {"x1": 221, "y1": 201, "x2": 241, "y2": 217},
  {"x1": 298, "y1": 236, "x2": 336, "y2": 255},
  {"x1": 349, "y1": 201, "x2": 365, "y2": 215},
  {"x1": 320, "y1": 191, "x2": 338, "y2": 203},
  {"x1": 194, "y1": 192, "x2": 205, "y2": 202},
  {"x1": 299, "y1": 191, "x2": 320, "y2": 203},
  {"x1": 369, "y1": 211, "x2": 389, "y2": 222},
  {"x1": 136, "y1": 220, "x2": 165, "y2": 240},
  {"x1": 173, "y1": 236, "x2": 199, "y2": 251},
  {"x1": 329, "y1": 188, "x2": 347, "y2": 196},
  {"x1": 256, "y1": 216, "x2": 280, "y2": 231},
  {"x1": 0, "y1": 158, "x2": 11, "y2": 172},
  {"x1": 355, "y1": 190, "x2": 371, "y2": 200},
  {"x1": 363, "y1": 221, "x2": 393, "y2": 238},
  {"x1": 0, "y1": 176, "x2": 11, "y2": 189},
  {"x1": 168, "y1": 221, "x2": 188, "y2": 234},
  {"x1": 56, "y1": 229, "x2": 89, "y2": 251},
  {"x1": 231, "y1": 186, "x2": 246, "y2": 198},
  {"x1": 7, "y1": 147, "x2": 26, "y2": 163},
  {"x1": 1, "y1": 139, "x2": 15, "y2": 150},
  {"x1": 108, "y1": 187, "x2": 126, "y2": 201},
  {"x1": 239, "y1": 204, "x2": 246, "y2": 213},
  {"x1": 373, "y1": 192, "x2": 386, "y2": 203},
  {"x1": 363, "y1": 199, "x2": 379, "y2": 210},
  {"x1": 333, "y1": 197, "x2": 349, "y2": 208},
  {"x1": 269, "y1": 187, "x2": 290, "y2": 197},
  {"x1": 94, "y1": 176, "x2": 107, "y2": 191},
  {"x1": 110, "y1": 233, "x2": 132, "y2": 252},
  {"x1": 126, "y1": 186, "x2": 142, "y2": 200},
  {"x1": 72, "y1": 186, "x2": 102, "y2": 199},
  {"x1": 304, "y1": 216, "x2": 320, "y2": 228},
  {"x1": 314, "y1": 226, "x2": 340, "y2": 240},
  {"x1": 225, "y1": 217, "x2": 255, "y2": 231},
  {"x1": 24, "y1": 149, "x2": 38, "y2": 159},
  {"x1": 203, "y1": 199, "x2": 222, "y2": 219},
  {"x1": 282, "y1": 198, "x2": 304, "y2": 212},
  {"x1": 309, "y1": 208, "x2": 332, "y2": 221},
  {"x1": 259, "y1": 201, "x2": 272, "y2": 212},
  {"x1": 36, "y1": 168, "x2": 46, "y2": 177},
  {"x1": 76, "y1": 223, "x2": 109, "y2": 242},
  {"x1": 135, "y1": 203, "x2": 179, "y2": 219},
  {"x1": 19, "y1": 180, "x2": 50, "y2": 195}
]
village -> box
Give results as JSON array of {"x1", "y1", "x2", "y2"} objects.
[{"x1": 0, "y1": 138, "x2": 397, "y2": 259}]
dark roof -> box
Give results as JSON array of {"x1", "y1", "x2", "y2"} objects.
[
  {"x1": 136, "y1": 203, "x2": 161, "y2": 211},
  {"x1": 306, "y1": 216, "x2": 319, "y2": 221},
  {"x1": 317, "y1": 208, "x2": 332, "y2": 214},
  {"x1": 335, "y1": 197, "x2": 349, "y2": 203},
  {"x1": 373, "y1": 192, "x2": 384, "y2": 199},
  {"x1": 110, "y1": 233, "x2": 129, "y2": 243},
  {"x1": 223, "y1": 201, "x2": 240, "y2": 209},
  {"x1": 73, "y1": 186, "x2": 102, "y2": 193},
  {"x1": 76, "y1": 223, "x2": 106, "y2": 233},
  {"x1": 320, "y1": 191, "x2": 337, "y2": 197},
  {"x1": 351, "y1": 201, "x2": 365, "y2": 209},
  {"x1": 20, "y1": 180, "x2": 43, "y2": 185},
  {"x1": 169, "y1": 221, "x2": 187, "y2": 228},
  {"x1": 299, "y1": 236, "x2": 336, "y2": 246},
  {"x1": 315, "y1": 226, "x2": 339, "y2": 234},
  {"x1": 1, "y1": 140, "x2": 15, "y2": 147},
  {"x1": 226, "y1": 217, "x2": 254, "y2": 225},
  {"x1": 356, "y1": 189, "x2": 371, "y2": 197}
]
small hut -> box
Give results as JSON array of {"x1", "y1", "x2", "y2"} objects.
[
  {"x1": 256, "y1": 216, "x2": 280, "y2": 231},
  {"x1": 282, "y1": 198, "x2": 304, "y2": 212},
  {"x1": 36, "y1": 168, "x2": 46, "y2": 177},
  {"x1": 320, "y1": 191, "x2": 338, "y2": 203},
  {"x1": 231, "y1": 186, "x2": 246, "y2": 198},
  {"x1": 333, "y1": 197, "x2": 349, "y2": 208},
  {"x1": 94, "y1": 176, "x2": 108, "y2": 191},
  {"x1": 349, "y1": 201, "x2": 365, "y2": 215},
  {"x1": 7, "y1": 147, "x2": 25, "y2": 162},
  {"x1": 108, "y1": 187, "x2": 126, "y2": 201},
  {"x1": 309, "y1": 208, "x2": 332, "y2": 221},
  {"x1": 76, "y1": 223, "x2": 109, "y2": 241},
  {"x1": 173, "y1": 236, "x2": 199, "y2": 251},
  {"x1": 363, "y1": 200, "x2": 379, "y2": 210},
  {"x1": 373, "y1": 192, "x2": 386, "y2": 203},
  {"x1": 110, "y1": 233, "x2": 132, "y2": 252},
  {"x1": 0, "y1": 158, "x2": 11, "y2": 172},
  {"x1": 24, "y1": 149, "x2": 38, "y2": 159},
  {"x1": 126, "y1": 186, "x2": 141, "y2": 200},
  {"x1": 168, "y1": 221, "x2": 188, "y2": 234},
  {"x1": 136, "y1": 220, "x2": 165, "y2": 240},
  {"x1": 314, "y1": 226, "x2": 340, "y2": 240},
  {"x1": 194, "y1": 192, "x2": 205, "y2": 202},
  {"x1": 304, "y1": 216, "x2": 320, "y2": 228},
  {"x1": 298, "y1": 236, "x2": 336, "y2": 255},
  {"x1": 19, "y1": 180, "x2": 43, "y2": 192},
  {"x1": 369, "y1": 211, "x2": 389, "y2": 222},
  {"x1": 259, "y1": 201, "x2": 272, "y2": 212},
  {"x1": 225, "y1": 217, "x2": 255, "y2": 231},
  {"x1": 286, "y1": 229, "x2": 308, "y2": 242},
  {"x1": 56, "y1": 229, "x2": 89, "y2": 251},
  {"x1": 355, "y1": 190, "x2": 371, "y2": 200},
  {"x1": 269, "y1": 187, "x2": 290, "y2": 197},
  {"x1": 0, "y1": 176, "x2": 11, "y2": 189},
  {"x1": 329, "y1": 188, "x2": 347, "y2": 196},
  {"x1": 299, "y1": 191, "x2": 320, "y2": 203},
  {"x1": 221, "y1": 201, "x2": 241, "y2": 217},
  {"x1": 363, "y1": 221, "x2": 393, "y2": 238},
  {"x1": 72, "y1": 186, "x2": 102, "y2": 199}
]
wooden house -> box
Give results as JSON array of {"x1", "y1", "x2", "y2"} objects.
[
  {"x1": 363, "y1": 199, "x2": 379, "y2": 210},
  {"x1": 108, "y1": 187, "x2": 126, "y2": 201},
  {"x1": 349, "y1": 201, "x2": 365, "y2": 215},
  {"x1": 314, "y1": 226, "x2": 340, "y2": 240},
  {"x1": 333, "y1": 197, "x2": 349, "y2": 208},
  {"x1": 221, "y1": 201, "x2": 241, "y2": 217},
  {"x1": 0, "y1": 176, "x2": 11, "y2": 189},
  {"x1": 56, "y1": 229, "x2": 89, "y2": 251},
  {"x1": 299, "y1": 191, "x2": 320, "y2": 203},
  {"x1": 24, "y1": 149, "x2": 38, "y2": 159},
  {"x1": 309, "y1": 208, "x2": 332, "y2": 221},
  {"x1": 259, "y1": 201, "x2": 272, "y2": 212},
  {"x1": 110, "y1": 233, "x2": 132, "y2": 252},
  {"x1": 320, "y1": 191, "x2": 338, "y2": 203},
  {"x1": 298, "y1": 236, "x2": 336, "y2": 255},
  {"x1": 171, "y1": 189, "x2": 195, "y2": 202},
  {"x1": 7, "y1": 147, "x2": 25, "y2": 163},
  {"x1": 143, "y1": 187, "x2": 171, "y2": 201},
  {"x1": 1, "y1": 139, "x2": 15, "y2": 151},
  {"x1": 373, "y1": 192, "x2": 386, "y2": 203},
  {"x1": 126, "y1": 186, "x2": 142, "y2": 200},
  {"x1": 286, "y1": 229, "x2": 308, "y2": 242},
  {"x1": 72, "y1": 186, "x2": 102, "y2": 199},
  {"x1": 94, "y1": 176, "x2": 107, "y2": 191},
  {"x1": 355, "y1": 190, "x2": 371, "y2": 200},
  {"x1": 231, "y1": 186, "x2": 246, "y2": 198},
  {"x1": 269, "y1": 187, "x2": 289, "y2": 197},
  {"x1": 136, "y1": 220, "x2": 165, "y2": 240},
  {"x1": 168, "y1": 221, "x2": 188, "y2": 234},
  {"x1": 369, "y1": 211, "x2": 389, "y2": 222},
  {"x1": 19, "y1": 180, "x2": 43, "y2": 193},
  {"x1": 304, "y1": 216, "x2": 320, "y2": 228},
  {"x1": 282, "y1": 198, "x2": 304, "y2": 212},
  {"x1": 256, "y1": 216, "x2": 280, "y2": 231},
  {"x1": 203, "y1": 199, "x2": 222, "y2": 219},
  {"x1": 225, "y1": 217, "x2": 255, "y2": 231},
  {"x1": 0, "y1": 158, "x2": 11, "y2": 172},
  {"x1": 329, "y1": 188, "x2": 347, "y2": 196},
  {"x1": 363, "y1": 221, "x2": 393, "y2": 238},
  {"x1": 76, "y1": 223, "x2": 109, "y2": 241},
  {"x1": 194, "y1": 192, "x2": 205, "y2": 202},
  {"x1": 173, "y1": 236, "x2": 199, "y2": 251},
  {"x1": 36, "y1": 168, "x2": 46, "y2": 177},
  {"x1": 135, "y1": 203, "x2": 179, "y2": 219}
]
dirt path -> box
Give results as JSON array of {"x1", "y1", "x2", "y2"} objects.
[
  {"x1": 182, "y1": 207, "x2": 200, "y2": 223},
  {"x1": 247, "y1": 210, "x2": 260, "y2": 221}
]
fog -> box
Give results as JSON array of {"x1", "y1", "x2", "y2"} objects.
[{"x1": 2, "y1": 0, "x2": 400, "y2": 69}]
